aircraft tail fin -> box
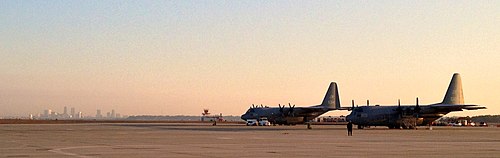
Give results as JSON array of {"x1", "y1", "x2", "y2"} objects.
[
  {"x1": 442, "y1": 73, "x2": 464, "y2": 105},
  {"x1": 321, "y1": 82, "x2": 341, "y2": 109}
]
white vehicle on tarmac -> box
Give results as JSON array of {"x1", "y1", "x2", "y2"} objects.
[
  {"x1": 246, "y1": 118, "x2": 271, "y2": 126},
  {"x1": 258, "y1": 118, "x2": 271, "y2": 126},
  {"x1": 246, "y1": 119, "x2": 258, "y2": 126}
]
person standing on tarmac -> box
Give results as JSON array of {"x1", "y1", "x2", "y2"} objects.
[{"x1": 347, "y1": 121, "x2": 353, "y2": 136}]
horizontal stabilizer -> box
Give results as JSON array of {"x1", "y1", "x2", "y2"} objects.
[
  {"x1": 335, "y1": 107, "x2": 353, "y2": 111},
  {"x1": 430, "y1": 104, "x2": 486, "y2": 110},
  {"x1": 463, "y1": 106, "x2": 487, "y2": 110}
]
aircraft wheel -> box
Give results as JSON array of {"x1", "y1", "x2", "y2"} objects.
[{"x1": 357, "y1": 125, "x2": 364, "y2": 129}]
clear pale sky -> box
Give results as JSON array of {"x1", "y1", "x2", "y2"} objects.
[{"x1": 1, "y1": 1, "x2": 498, "y2": 117}]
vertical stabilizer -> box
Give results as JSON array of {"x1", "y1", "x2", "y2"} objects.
[
  {"x1": 442, "y1": 73, "x2": 464, "y2": 105},
  {"x1": 321, "y1": 82, "x2": 340, "y2": 109}
]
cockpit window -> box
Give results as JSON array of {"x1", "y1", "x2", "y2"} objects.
[{"x1": 247, "y1": 109, "x2": 255, "y2": 113}]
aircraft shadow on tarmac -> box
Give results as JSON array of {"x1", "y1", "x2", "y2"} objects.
[
  {"x1": 108, "y1": 123, "x2": 489, "y2": 132},
  {"x1": 109, "y1": 124, "x2": 349, "y2": 132}
]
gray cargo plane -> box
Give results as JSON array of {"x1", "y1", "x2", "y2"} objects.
[
  {"x1": 346, "y1": 73, "x2": 486, "y2": 129},
  {"x1": 240, "y1": 82, "x2": 344, "y2": 125}
]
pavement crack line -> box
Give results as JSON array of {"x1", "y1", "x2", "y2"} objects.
[{"x1": 48, "y1": 145, "x2": 109, "y2": 158}]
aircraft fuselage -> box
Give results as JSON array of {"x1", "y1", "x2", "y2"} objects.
[
  {"x1": 241, "y1": 82, "x2": 341, "y2": 125},
  {"x1": 241, "y1": 106, "x2": 330, "y2": 125},
  {"x1": 346, "y1": 104, "x2": 450, "y2": 128}
]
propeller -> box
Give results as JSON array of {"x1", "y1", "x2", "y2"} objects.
[
  {"x1": 414, "y1": 97, "x2": 421, "y2": 118},
  {"x1": 396, "y1": 99, "x2": 403, "y2": 118},
  {"x1": 278, "y1": 104, "x2": 287, "y2": 117},
  {"x1": 252, "y1": 104, "x2": 255, "y2": 108},
  {"x1": 367, "y1": 100, "x2": 370, "y2": 106},
  {"x1": 288, "y1": 103, "x2": 295, "y2": 117},
  {"x1": 350, "y1": 100, "x2": 355, "y2": 111}
]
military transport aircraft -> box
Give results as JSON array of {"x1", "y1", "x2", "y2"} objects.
[
  {"x1": 346, "y1": 73, "x2": 486, "y2": 129},
  {"x1": 240, "y1": 82, "x2": 344, "y2": 126}
]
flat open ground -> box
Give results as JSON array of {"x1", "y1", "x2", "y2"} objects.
[{"x1": 1, "y1": 123, "x2": 499, "y2": 158}]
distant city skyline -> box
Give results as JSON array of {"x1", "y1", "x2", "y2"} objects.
[
  {"x1": 22, "y1": 106, "x2": 127, "y2": 120},
  {"x1": 1, "y1": 1, "x2": 498, "y2": 117}
]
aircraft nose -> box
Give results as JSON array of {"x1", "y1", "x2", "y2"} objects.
[
  {"x1": 346, "y1": 114, "x2": 353, "y2": 122},
  {"x1": 241, "y1": 114, "x2": 249, "y2": 120}
]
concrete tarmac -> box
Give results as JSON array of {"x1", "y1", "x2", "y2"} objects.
[{"x1": 1, "y1": 123, "x2": 499, "y2": 158}]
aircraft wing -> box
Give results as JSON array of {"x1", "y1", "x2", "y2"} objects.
[
  {"x1": 309, "y1": 105, "x2": 352, "y2": 111},
  {"x1": 285, "y1": 107, "x2": 334, "y2": 117},
  {"x1": 291, "y1": 106, "x2": 353, "y2": 117},
  {"x1": 294, "y1": 107, "x2": 330, "y2": 113}
]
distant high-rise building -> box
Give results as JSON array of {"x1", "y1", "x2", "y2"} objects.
[
  {"x1": 96, "y1": 109, "x2": 102, "y2": 118},
  {"x1": 111, "y1": 109, "x2": 116, "y2": 118},
  {"x1": 63, "y1": 106, "x2": 68, "y2": 115},
  {"x1": 106, "y1": 112, "x2": 111, "y2": 118},
  {"x1": 77, "y1": 112, "x2": 83, "y2": 119},
  {"x1": 70, "y1": 107, "x2": 75, "y2": 117}
]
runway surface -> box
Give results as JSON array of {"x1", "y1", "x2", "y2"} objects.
[{"x1": 1, "y1": 123, "x2": 499, "y2": 158}]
